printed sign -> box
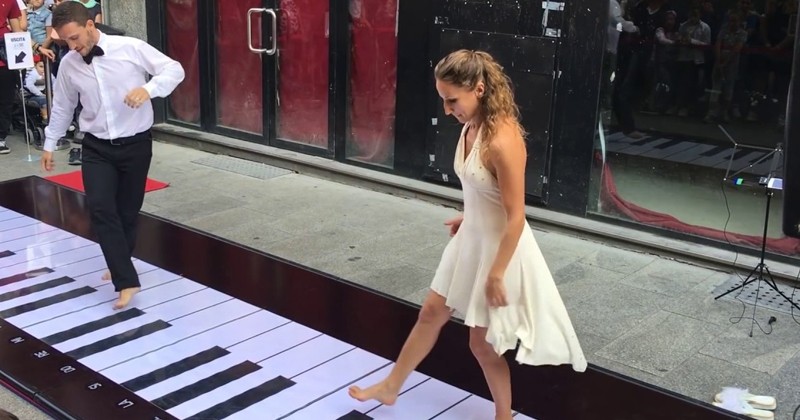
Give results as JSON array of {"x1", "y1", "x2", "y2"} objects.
[{"x1": 3, "y1": 31, "x2": 34, "y2": 70}]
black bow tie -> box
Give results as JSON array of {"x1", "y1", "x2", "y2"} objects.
[{"x1": 83, "y1": 45, "x2": 105, "y2": 64}]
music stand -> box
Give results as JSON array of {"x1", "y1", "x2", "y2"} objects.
[{"x1": 714, "y1": 130, "x2": 800, "y2": 335}]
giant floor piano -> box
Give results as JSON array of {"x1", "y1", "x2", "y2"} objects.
[{"x1": 0, "y1": 176, "x2": 745, "y2": 420}]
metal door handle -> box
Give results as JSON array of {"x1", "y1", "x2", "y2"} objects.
[
  {"x1": 264, "y1": 9, "x2": 277, "y2": 55},
  {"x1": 247, "y1": 8, "x2": 278, "y2": 55},
  {"x1": 247, "y1": 8, "x2": 267, "y2": 54}
]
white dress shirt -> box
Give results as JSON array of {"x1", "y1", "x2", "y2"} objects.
[{"x1": 44, "y1": 31, "x2": 185, "y2": 152}]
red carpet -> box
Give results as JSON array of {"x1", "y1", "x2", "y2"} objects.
[
  {"x1": 44, "y1": 170, "x2": 169, "y2": 194},
  {"x1": 597, "y1": 152, "x2": 800, "y2": 256}
]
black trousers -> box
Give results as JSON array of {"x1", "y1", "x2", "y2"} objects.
[
  {"x1": 0, "y1": 66, "x2": 17, "y2": 140},
  {"x1": 81, "y1": 131, "x2": 153, "y2": 291}
]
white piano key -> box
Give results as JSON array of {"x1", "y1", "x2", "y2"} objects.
[
  {"x1": 368, "y1": 377, "x2": 470, "y2": 419},
  {"x1": 46, "y1": 279, "x2": 203, "y2": 350},
  {"x1": 127, "y1": 266, "x2": 182, "y2": 291},
  {"x1": 54, "y1": 312, "x2": 165, "y2": 353},
  {"x1": 168, "y1": 334, "x2": 354, "y2": 419},
  {"x1": 0, "y1": 210, "x2": 27, "y2": 223},
  {"x1": 0, "y1": 243, "x2": 101, "y2": 279},
  {"x1": 0, "y1": 278, "x2": 93, "y2": 312},
  {"x1": 167, "y1": 366, "x2": 284, "y2": 419},
  {"x1": 80, "y1": 295, "x2": 257, "y2": 371},
  {"x1": 0, "y1": 256, "x2": 106, "y2": 295},
  {"x1": 101, "y1": 310, "x2": 289, "y2": 383},
  {"x1": 0, "y1": 215, "x2": 39, "y2": 232},
  {"x1": 226, "y1": 322, "x2": 319, "y2": 362},
  {"x1": 0, "y1": 236, "x2": 74, "y2": 268},
  {"x1": 0, "y1": 256, "x2": 123, "y2": 313},
  {"x1": 15, "y1": 270, "x2": 182, "y2": 337},
  {"x1": 260, "y1": 334, "x2": 353, "y2": 376},
  {"x1": 140, "y1": 323, "x2": 321, "y2": 400},
  {"x1": 433, "y1": 394, "x2": 497, "y2": 420},
  {"x1": 0, "y1": 210, "x2": 27, "y2": 225},
  {"x1": 233, "y1": 348, "x2": 390, "y2": 420},
  {"x1": 0, "y1": 222, "x2": 57, "y2": 243},
  {"x1": 282, "y1": 365, "x2": 429, "y2": 420},
  {"x1": 136, "y1": 352, "x2": 249, "y2": 401},
  {"x1": 0, "y1": 228, "x2": 76, "y2": 254},
  {"x1": 130, "y1": 259, "x2": 164, "y2": 277},
  {"x1": 514, "y1": 412, "x2": 538, "y2": 419}
]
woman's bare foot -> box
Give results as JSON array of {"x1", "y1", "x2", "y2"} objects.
[
  {"x1": 102, "y1": 270, "x2": 112, "y2": 281},
  {"x1": 348, "y1": 380, "x2": 399, "y2": 405},
  {"x1": 113, "y1": 287, "x2": 140, "y2": 310}
]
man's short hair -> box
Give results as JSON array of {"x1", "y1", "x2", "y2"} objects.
[{"x1": 52, "y1": 1, "x2": 92, "y2": 30}]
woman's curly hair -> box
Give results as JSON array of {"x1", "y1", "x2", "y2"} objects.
[{"x1": 434, "y1": 49, "x2": 526, "y2": 164}]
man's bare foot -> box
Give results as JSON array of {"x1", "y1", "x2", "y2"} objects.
[
  {"x1": 102, "y1": 270, "x2": 112, "y2": 281},
  {"x1": 348, "y1": 380, "x2": 399, "y2": 405},
  {"x1": 113, "y1": 287, "x2": 140, "y2": 310}
]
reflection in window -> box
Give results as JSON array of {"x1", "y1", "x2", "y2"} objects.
[
  {"x1": 276, "y1": 0, "x2": 330, "y2": 147},
  {"x1": 216, "y1": 0, "x2": 264, "y2": 134},
  {"x1": 165, "y1": 0, "x2": 200, "y2": 125},
  {"x1": 346, "y1": 0, "x2": 398, "y2": 167},
  {"x1": 593, "y1": 0, "x2": 799, "y2": 256}
]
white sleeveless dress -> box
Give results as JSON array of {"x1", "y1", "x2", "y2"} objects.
[{"x1": 430, "y1": 122, "x2": 587, "y2": 372}]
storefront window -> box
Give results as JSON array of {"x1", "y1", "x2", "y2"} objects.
[
  {"x1": 591, "y1": 0, "x2": 799, "y2": 256},
  {"x1": 346, "y1": 0, "x2": 398, "y2": 168},
  {"x1": 165, "y1": 0, "x2": 200, "y2": 125}
]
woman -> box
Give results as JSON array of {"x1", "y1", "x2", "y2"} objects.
[{"x1": 349, "y1": 49, "x2": 586, "y2": 419}]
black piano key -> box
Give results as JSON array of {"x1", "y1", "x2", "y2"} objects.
[
  {"x1": 0, "y1": 276, "x2": 74, "y2": 304},
  {"x1": 0, "y1": 250, "x2": 14, "y2": 258},
  {"x1": 730, "y1": 149, "x2": 751, "y2": 160},
  {"x1": 122, "y1": 346, "x2": 230, "y2": 392},
  {"x1": 0, "y1": 267, "x2": 54, "y2": 287},
  {"x1": 748, "y1": 153, "x2": 767, "y2": 164},
  {"x1": 700, "y1": 145, "x2": 727, "y2": 156},
  {"x1": 41, "y1": 308, "x2": 145, "y2": 345},
  {"x1": 338, "y1": 410, "x2": 373, "y2": 420},
  {"x1": 185, "y1": 376, "x2": 295, "y2": 420},
  {"x1": 628, "y1": 138, "x2": 652, "y2": 146},
  {"x1": 0, "y1": 286, "x2": 95, "y2": 318},
  {"x1": 65, "y1": 320, "x2": 171, "y2": 359},
  {"x1": 653, "y1": 139, "x2": 683, "y2": 149},
  {"x1": 151, "y1": 361, "x2": 262, "y2": 410}
]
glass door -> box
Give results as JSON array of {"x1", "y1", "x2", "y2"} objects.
[
  {"x1": 269, "y1": 0, "x2": 331, "y2": 154},
  {"x1": 212, "y1": 1, "x2": 269, "y2": 138},
  {"x1": 210, "y1": 0, "x2": 332, "y2": 155}
]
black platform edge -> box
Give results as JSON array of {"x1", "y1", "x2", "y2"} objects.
[{"x1": 0, "y1": 176, "x2": 748, "y2": 420}]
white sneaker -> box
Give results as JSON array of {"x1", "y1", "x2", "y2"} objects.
[{"x1": 713, "y1": 387, "x2": 776, "y2": 419}]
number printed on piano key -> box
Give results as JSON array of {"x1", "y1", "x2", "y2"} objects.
[
  {"x1": 33, "y1": 350, "x2": 49, "y2": 358},
  {"x1": 117, "y1": 399, "x2": 134, "y2": 409},
  {"x1": 60, "y1": 365, "x2": 76, "y2": 374},
  {"x1": 87, "y1": 382, "x2": 102, "y2": 390},
  {"x1": 9, "y1": 336, "x2": 24, "y2": 344}
]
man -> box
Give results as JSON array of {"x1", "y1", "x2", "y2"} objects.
[{"x1": 41, "y1": 2, "x2": 185, "y2": 309}]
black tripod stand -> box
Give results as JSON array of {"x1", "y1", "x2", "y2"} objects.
[{"x1": 714, "y1": 176, "x2": 800, "y2": 334}]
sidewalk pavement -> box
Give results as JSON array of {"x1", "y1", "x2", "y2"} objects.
[{"x1": 1, "y1": 132, "x2": 799, "y2": 420}]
